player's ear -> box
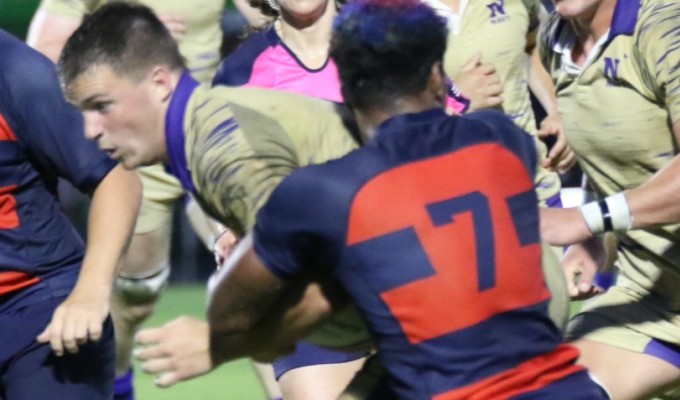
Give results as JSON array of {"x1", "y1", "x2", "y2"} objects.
[
  {"x1": 427, "y1": 61, "x2": 447, "y2": 106},
  {"x1": 149, "y1": 66, "x2": 174, "y2": 102}
]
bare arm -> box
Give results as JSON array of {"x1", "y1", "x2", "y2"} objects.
[
  {"x1": 208, "y1": 235, "x2": 337, "y2": 366},
  {"x1": 26, "y1": 8, "x2": 82, "y2": 63},
  {"x1": 134, "y1": 235, "x2": 340, "y2": 387},
  {"x1": 38, "y1": 165, "x2": 142, "y2": 355},
  {"x1": 526, "y1": 30, "x2": 576, "y2": 173},
  {"x1": 541, "y1": 121, "x2": 680, "y2": 246}
]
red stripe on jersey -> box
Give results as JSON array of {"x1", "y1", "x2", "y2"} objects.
[
  {"x1": 347, "y1": 144, "x2": 548, "y2": 344},
  {"x1": 434, "y1": 344, "x2": 585, "y2": 400},
  {"x1": 0, "y1": 185, "x2": 19, "y2": 229},
  {"x1": 0, "y1": 271, "x2": 40, "y2": 296},
  {"x1": 0, "y1": 113, "x2": 17, "y2": 142}
]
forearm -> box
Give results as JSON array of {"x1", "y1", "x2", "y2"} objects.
[
  {"x1": 77, "y1": 166, "x2": 141, "y2": 295},
  {"x1": 528, "y1": 48, "x2": 558, "y2": 116},
  {"x1": 208, "y1": 277, "x2": 336, "y2": 365},
  {"x1": 26, "y1": 9, "x2": 82, "y2": 63}
]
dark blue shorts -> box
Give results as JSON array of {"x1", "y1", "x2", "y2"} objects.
[
  {"x1": 272, "y1": 341, "x2": 369, "y2": 379},
  {"x1": 0, "y1": 272, "x2": 115, "y2": 400}
]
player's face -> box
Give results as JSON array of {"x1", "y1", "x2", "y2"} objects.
[
  {"x1": 65, "y1": 65, "x2": 167, "y2": 170},
  {"x1": 552, "y1": 0, "x2": 607, "y2": 20}
]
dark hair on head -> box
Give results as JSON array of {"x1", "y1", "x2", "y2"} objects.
[
  {"x1": 330, "y1": 0, "x2": 447, "y2": 111},
  {"x1": 59, "y1": 1, "x2": 185, "y2": 87}
]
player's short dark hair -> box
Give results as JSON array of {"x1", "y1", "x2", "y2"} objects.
[
  {"x1": 330, "y1": 0, "x2": 448, "y2": 111},
  {"x1": 59, "y1": 1, "x2": 185, "y2": 86}
]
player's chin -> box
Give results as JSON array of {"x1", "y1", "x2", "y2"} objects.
[{"x1": 118, "y1": 156, "x2": 144, "y2": 170}]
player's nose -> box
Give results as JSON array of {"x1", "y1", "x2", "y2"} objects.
[{"x1": 82, "y1": 111, "x2": 104, "y2": 140}]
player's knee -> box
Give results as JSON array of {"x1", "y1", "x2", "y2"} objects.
[{"x1": 113, "y1": 266, "x2": 170, "y2": 308}]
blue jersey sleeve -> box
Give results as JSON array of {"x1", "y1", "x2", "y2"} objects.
[
  {"x1": 0, "y1": 32, "x2": 116, "y2": 193},
  {"x1": 253, "y1": 166, "x2": 344, "y2": 279}
]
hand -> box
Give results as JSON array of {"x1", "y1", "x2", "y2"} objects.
[
  {"x1": 540, "y1": 207, "x2": 593, "y2": 246},
  {"x1": 561, "y1": 238, "x2": 607, "y2": 300},
  {"x1": 453, "y1": 52, "x2": 503, "y2": 111},
  {"x1": 538, "y1": 114, "x2": 576, "y2": 173},
  {"x1": 134, "y1": 316, "x2": 213, "y2": 388},
  {"x1": 36, "y1": 286, "x2": 109, "y2": 356},
  {"x1": 158, "y1": 13, "x2": 187, "y2": 42},
  {"x1": 214, "y1": 229, "x2": 239, "y2": 268}
]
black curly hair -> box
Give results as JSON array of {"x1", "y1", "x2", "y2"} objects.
[{"x1": 330, "y1": 0, "x2": 448, "y2": 111}]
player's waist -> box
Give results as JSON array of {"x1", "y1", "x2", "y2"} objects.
[
  {"x1": 432, "y1": 344, "x2": 586, "y2": 400},
  {"x1": 0, "y1": 271, "x2": 40, "y2": 296}
]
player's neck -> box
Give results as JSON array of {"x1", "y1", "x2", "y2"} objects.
[
  {"x1": 569, "y1": 0, "x2": 615, "y2": 61},
  {"x1": 277, "y1": 3, "x2": 335, "y2": 68},
  {"x1": 356, "y1": 97, "x2": 443, "y2": 141}
]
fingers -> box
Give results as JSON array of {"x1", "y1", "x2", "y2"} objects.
[
  {"x1": 155, "y1": 371, "x2": 182, "y2": 388},
  {"x1": 36, "y1": 311, "x2": 103, "y2": 356},
  {"x1": 461, "y1": 51, "x2": 482, "y2": 72},
  {"x1": 135, "y1": 326, "x2": 164, "y2": 345},
  {"x1": 137, "y1": 356, "x2": 182, "y2": 388},
  {"x1": 158, "y1": 13, "x2": 187, "y2": 41}
]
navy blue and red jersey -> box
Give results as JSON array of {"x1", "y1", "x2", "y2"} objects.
[
  {"x1": 0, "y1": 30, "x2": 116, "y2": 294},
  {"x1": 254, "y1": 109, "x2": 606, "y2": 399}
]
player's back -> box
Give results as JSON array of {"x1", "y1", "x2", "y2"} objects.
[
  {"x1": 257, "y1": 108, "x2": 607, "y2": 399},
  {"x1": 180, "y1": 83, "x2": 359, "y2": 235}
]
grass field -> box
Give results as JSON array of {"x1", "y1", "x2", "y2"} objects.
[{"x1": 133, "y1": 284, "x2": 267, "y2": 400}]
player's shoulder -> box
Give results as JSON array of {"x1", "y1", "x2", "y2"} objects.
[
  {"x1": 213, "y1": 27, "x2": 275, "y2": 85},
  {"x1": 0, "y1": 31, "x2": 56, "y2": 87},
  {"x1": 212, "y1": 85, "x2": 339, "y2": 119},
  {"x1": 457, "y1": 110, "x2": 536, "y2": 163},
  {"x1": 636, "y1": 0, "x2": 680, "y2": 44},
  {"x1": 459, "y1": 109, "x2": 526, "y2": 138},
  {"x1": 0, "y1": 31, "x2": 65, "y2": 114}
]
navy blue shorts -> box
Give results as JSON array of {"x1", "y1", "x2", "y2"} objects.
[
  {"x1": 0, "y1": 273, "x2": 115, "y2": 400},
  {"x1": 272, "y1": 341, "x2": 369, "y2": 379}
]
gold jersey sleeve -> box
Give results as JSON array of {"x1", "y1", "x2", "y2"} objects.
[
  {"x1": 184, "y1": 86, "x2": 359, "y2": 236},
  {"x1": 636, "y1": 0, "x2": 680, "y2": 125},
  {"x1": 39, "y1": 0, "x2": 223, "y2": 84}
]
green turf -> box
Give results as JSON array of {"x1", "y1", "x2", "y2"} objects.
[{"x1": 133, "y1": 284, "x2": 267, "y2": 400}]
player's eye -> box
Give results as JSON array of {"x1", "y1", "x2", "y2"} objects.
[{"x1": 92, "y1": 101, "x2": 112, "y2": 113}]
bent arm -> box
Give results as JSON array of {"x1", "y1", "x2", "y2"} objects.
[
  {"x1": 208, "y1": 236, "x2": 336, "y2": 366},
  {"x1": 78, "y1": 165, "x2": 141, "y2": 300}
]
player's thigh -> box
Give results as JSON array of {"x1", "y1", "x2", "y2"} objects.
[
  {"x1": 573, "y1": 337, "x2": 680, "y2": 400},
  {"x1": 2, "y1": 293, "x2": 115, "y2": 400},
  {"x1": 541, "y1": 240, "x2": 569, "y2": 330},
  {"x1": 121, "y1": 164, "x2": 182, "y2": 276},
  {"x1": 276, "y1": 342, "x2": 368, "y2": 400},
  {"x1": 567, "y1": 287, "x2": 680, "y2": 400}
]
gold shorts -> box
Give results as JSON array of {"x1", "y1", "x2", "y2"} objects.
[{"x1": 135, "y1": 164, "x2": 184, "y2": 234}]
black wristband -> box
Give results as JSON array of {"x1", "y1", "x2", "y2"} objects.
[{"x1": 598, "y1": 200, "x2": 613, "y2": 232}]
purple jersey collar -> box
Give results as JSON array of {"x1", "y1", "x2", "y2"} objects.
[{"x1": 165, "y1": 70, "x2": 199, "y2": 193}]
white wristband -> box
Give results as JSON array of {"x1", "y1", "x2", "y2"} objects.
[
  {"x1": 579, "y1": 201, "x2": 605, "y2": 235},
  {"x1": 605, "y1": 192, "x2": 633, "y2": 231}
]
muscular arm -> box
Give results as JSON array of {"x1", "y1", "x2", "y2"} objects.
[
  {"x1": 38, "y1": 165, "x2": 141, "y2": 355},
  {"x1": 527, "y1": 30, "x2": 575, "y2": 172},
  {"x1": 26, "y1": 8, "x2": 81, "y2": 63},
  {"x1": 208, "y1": 235, "x2": 337, "y2": 367}
]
